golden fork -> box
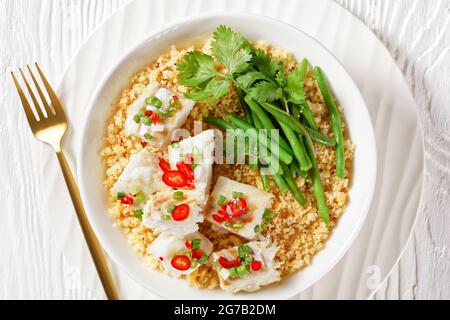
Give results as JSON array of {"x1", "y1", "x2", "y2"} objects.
[{"x1": 11, "y1": 63, "x2": 119, "y2": 300}]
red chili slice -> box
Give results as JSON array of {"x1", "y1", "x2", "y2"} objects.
[
  {"x1": 212, "y1": 214, "x2": 224, "y2": 223},
  {"x1": 144, "y1": 110, "x2": 153, "y2": 117},
  {"x1": 162, "y1": 171, "x2": 188, "y2": 188},
  {"x1": 191, "y1": 249, "x2": 203, "y2": 260},
  {"x1": 151, "y1": 113, "x2": 160, "y2": 124},
  {"x1": 218, "y1": 256, "x2": 241, "y2": 269},
  {"x1": 171, "y1": 255, "x2": 190, "y2": 271},
  {"x1": 226, "y1": 198, "x2": 248, "y2": 217},
  {"x1": 251, "y1": 260, "x2": 262, "y2": 271},
  {"x1": 171, "y1": 204, "x2": 190, "y2": 221},
  {"x1": 159, "y1": 159, "x2": 171, "y2": 172},
  {"x1": 176, "y1": 162, "x2": 194, "y2": 182},
  {"x1": 185, "y1": 241, "x2": 192, "y2": 250},
  {"x1": 120, "y1": 195, "x2": 134, "y2": 205}
]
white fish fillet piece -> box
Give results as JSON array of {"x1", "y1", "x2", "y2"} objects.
[
  {"x1": 142, "y1": 189, "x2": 204, "y2": 236},
  {"x1": 148, "y1": 232, "x2": 213, "y2": 277},
  {"x1": 168, "y1": 129, "x2": 216, "y2": 207},
  {"x1": 211, "y1": 239, "x2": 280, "y2": 293},
  {"x1": 111, "y1": 149, "x2": 165, "y2": 203},
  {"x1": 205, "y1": 176, "x2": 273, "y2": 240},
  {"x1": 125, "y1": 84, "x2": 195, "y2": 147}
]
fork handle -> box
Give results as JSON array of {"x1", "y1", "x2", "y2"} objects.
[{"x1": 56, "y1": 150, "x2": 120, "y2": 300}]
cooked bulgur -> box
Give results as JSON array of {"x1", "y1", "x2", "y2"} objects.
[{"x1": 100, "y1": 41, "x2": 354, "y2": 289}]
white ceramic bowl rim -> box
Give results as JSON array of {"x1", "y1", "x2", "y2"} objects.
[{"x1": 77, "y1": 12, "x2": 377, "y2": 300}]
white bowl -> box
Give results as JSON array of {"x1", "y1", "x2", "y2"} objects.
[{"x1": 77, "y1": 13, "x2": 376, "y2": 300}]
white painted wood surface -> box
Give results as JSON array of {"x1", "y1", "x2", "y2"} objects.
[{"x1": 0, "y1": 0, "x2": 448, "y2": 300}]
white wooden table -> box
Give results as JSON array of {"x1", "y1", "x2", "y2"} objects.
[{"x1": 1, "y1": 0, "x2": 449, "y2": 300}]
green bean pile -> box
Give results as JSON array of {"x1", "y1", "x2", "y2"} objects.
[{"x1": 177, "y1": 25, "x2": 345, "y2": 224}]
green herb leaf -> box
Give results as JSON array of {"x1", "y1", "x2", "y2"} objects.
[
  {"x1": 235, "y1": 71, "x2": 270, "y2": 89},
  {"x1": 211, "y1": 25, "x2": 252, "y2": 76},
  {"x1": 185, "y1": 78, "x2": 230, "y2": 103},
  {"x1": 285, "y1": 62, "x2": 308, "y2": 105},
  {"x1": 252, "y1": 48, "x2": 280, "y2": 79},
  {"x1": 247, "y1": 81, "x2": 283, "y2": 103},
  {"x1": 177, "y1": 51, "x2": 219, "y2": 87}
]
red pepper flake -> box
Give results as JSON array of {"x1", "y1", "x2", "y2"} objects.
[
  {"x1": 185, "y1": 241, "x2": 192, "y2": 250},
  {"x1": 141, "y1": 141, "x2": 148, "y2": 148},
  {"x1": 151, "y1": 113, "x2": 160, "y2": 124},
  {"x1": 172, "y1": 95, "x2": 179, "y2": 100},
  {"x1": 212, "y1": 214, "x2": 224, "y2": 223},
  {"x1": 251, "y1": 260, "x2": 262, "y2": 271},
  {"x1": 159, "y1": 159, "x2": 171, "y2": 172},
  {"x1": 191, "y1": 249, "x2": 203, "y2": 260},
  {"x1": 159, "y1": 257, "x2": 164, "y2": 261},
  {"x1": 144, "y1": 110, "x2": 153, "y2": 117},
  {"x1": 120, "y1": 195, "x2": 134, "y2": 205}
]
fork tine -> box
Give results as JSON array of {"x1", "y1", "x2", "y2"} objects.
[
  {"x1": 27, "y1": 65, "x2": 55, "y2": 116},
  {"x1": 19, "y1": 68, "x2": 46, "y2": 120},
  {"x1": 34, "y1": 63, "x2": 65, "y2": 118},
  {"x1": 11, "y1": 71, "x2": 38, "y2": 125}
]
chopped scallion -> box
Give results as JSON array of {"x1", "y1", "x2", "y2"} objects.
[
  {"x1": 134, "y1": 192, "x2": 146, "y2": 204},
  {"x1": 116, "y1": 192, "x2": 126, "y2": 200},
  {"x1": 229, "y1": 267, "x2": 238, "y2": 278},
  {"x1": 167, "y1": 205, "x2": 176, "y2": 213},
  {"x1": 216, "y1": 195, "x2": 227, "y2": 205},
  {"x1": 133, "y1": 115, "x2": 141, "y2": 123},
  {"x1": 173, "y1": 191, "x2": 184, "y2": 200},
  {"x1": 142, "y1": 117, "x2": 152, "y2": 126},
  {"x1": 236, "y1": 264, "x2": 249, "y2": 277},
  {"x1": 198, "y1": 254, "x2": 208, "y2": 265},
  {"x1": 133, "y1": 209, "x2": 144, "y2": 219},
  {"x1": 191, "y1": 239, "x2": 201, "y2": 250},
  {"x1": 162, "y1": 214, "x2": 171, "y2": 221},
  {"x1": 144, "y1": 133, "x2": 153, "y2": 140},
  {"x1": 232, "y1": 223, "x2": 244, "y2": 229},
  {"x1": 232, "y1": 191, "x2": 244, "y2": 198}
]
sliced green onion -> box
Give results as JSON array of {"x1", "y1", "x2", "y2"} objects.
[
  {"x1": 142, "y1": 117, "x2": 152, "y2": 126},
  {"x1": 116, "y1": 192, "x2": 126, "y2": 200},
  {"x1": 245, "y1": 255, "x2": 253, "y2": 263},
  {"x1": 232, "y1": 191, "x2": 244, "y2": 199},
  {"x1": 216, "y1": 195, "x2": 227, "y2": 205},
  {"x1": 191, "y1": 239, "x2": 201, "y2": 250},
  {"x1": 173, "y1": 191, "x2": 184, "y2": 200},
  {"x1": 138, "y1": 107, "x2": 146, "y2": 117},
  {"x1": 162, "y1": 214, "x2": 171, "y2": 221},
  {"x1": 133, "y1": 209, "x2": 144, "y2": 219},
  {"x1": 134, "y1": 192, "x2": 146, "y2": 205},
  {"x1": 190, "y1": 260, "x2": 198, "y2": 269},
  {"x1": 198, "y1": 254, "x2": 208, "y2": 265},
  {"x1": 261, "y1": 223, "x2": 267, "y2": 230},
  {"x1": 236, "y1": 264, "x2": 249, "y2": 277},
  {"x1": 133, "y1": 114, "x2": 141, "y2": 123},
  {"x1": 254, "y1": 225, "x2": 260, "y2": 233},
  {"x1": 232, "y1": 223, "x2": 244, "y2": 229},
  {"x1": 224, "y1": 222, "x2": 232, "y2": 228},
  {"x1": 262, "y1": 208, "x2": 275, "y2": 223},
  {"x1": 238, "y1": 244, "x2": 250, "y2": 258},
  {"x1": 144, "y1": 133, "x2": 153, "y2": 140},
  {"x1": 167, "y1": 204, "x2": 176, "y2": 213},
  {"x1": 147, "y1": 96, "x2": 163, "y2": 108},
  {"x1": 229, "y1": 267, "x2": 238, "y2": 278},
  {"x1": 172, "y1": 142, "x2": 180, "y2": 149}
]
